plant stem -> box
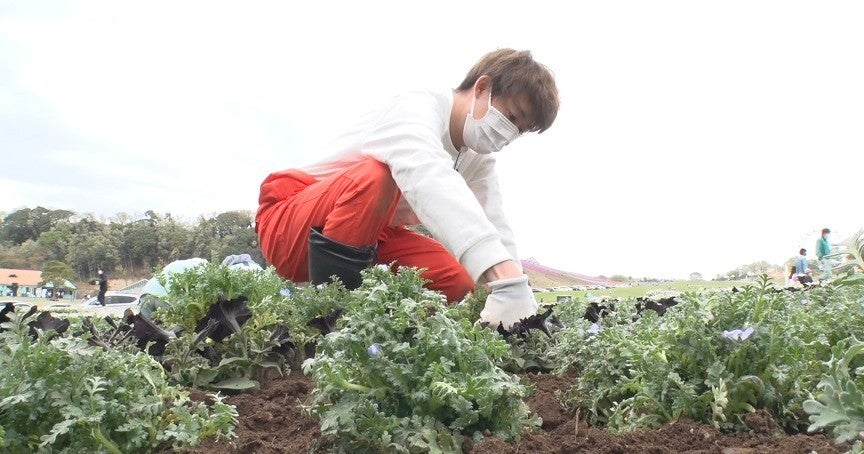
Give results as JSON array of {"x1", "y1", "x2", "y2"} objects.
[
  {"x1": 322, "y1": 364, "x2": 371, "y2": 392},
  {"x1": 339, "y1": 380, "x2": 372, "y2": 393},
  {"x1": 92, "y1": 425, "x2": 122, "y2": 454}
]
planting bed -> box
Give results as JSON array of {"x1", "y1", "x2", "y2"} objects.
[
  {"x1": 8, "y1": 261, "x2": 861, "y2": 453},
  {"x1": 188, "y1": 370, "x2": 850, "y2": 454}
]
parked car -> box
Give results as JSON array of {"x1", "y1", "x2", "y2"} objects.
[{"x1": 80, "y1": 292, "x2": 141, "y2": 312}]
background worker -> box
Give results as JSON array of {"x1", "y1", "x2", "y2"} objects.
[
  {"x1": 816, "y1": 228, "x2": 832, "y2": 281},
  {"x1": 96, "y1": 269, "x2": 108, "y2": 306},
  {"x1": 255, "y1": 49, "x2": 560, "y2": 331},
  {"x1": 793, "y1": 248, "x2": 813, "y2": 285}
]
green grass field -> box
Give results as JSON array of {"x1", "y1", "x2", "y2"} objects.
[{"x1": 534, "y1": 279, "x2": 756, "y2": 303}]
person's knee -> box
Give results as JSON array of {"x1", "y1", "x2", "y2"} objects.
[
  {"x1": 449, "y1": 273, "x2": 476, "y2": 303},
  {"x1": 430, "y1": 267, "x2": 475, "y2": 303},
  {"x1": 356, "y1": 158, "x2": 398, "y2": 197},
  {"x1": 349, "y1": 158, "x2": 399, "y2": 220}
]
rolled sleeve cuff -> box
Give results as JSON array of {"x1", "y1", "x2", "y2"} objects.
[{"x1": 460, "y1": 237, "x2": 513, "y2": 283}]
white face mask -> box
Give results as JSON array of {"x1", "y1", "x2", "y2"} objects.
[{"x1": 462, "y1": 87, "x2": 520, "y2": 154}]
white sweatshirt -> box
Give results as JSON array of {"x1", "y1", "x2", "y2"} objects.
[{"x1": 302, "y1": 89, "x2": 519, "y2": 283}]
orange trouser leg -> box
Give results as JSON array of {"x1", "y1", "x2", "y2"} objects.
[
  {"x1": 256, "y1": 157, "x2": 400, "y2": 283},
  {"x1": 376, "y1": 226, "x2": 475, "y2": 303}
]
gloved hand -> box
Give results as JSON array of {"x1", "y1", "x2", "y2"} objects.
[{"x1": 480, "y1": 275, "x2": 538, "y2": 331}]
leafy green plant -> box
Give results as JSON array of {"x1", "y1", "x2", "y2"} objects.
[
  {"x1": 134, "y1": 265, "x2": 300, "y2": 390},
  {"x1": 832, "y1": 229, "x2": 864, "y2": 282},
  {"x1": 303, "y1": 265, "x2": 539, "y2": 452},
  {"x1": 495, "y1": 306, "x2": 562, "y2": 374},
  {"x1": 195, "y1": 295, "x2": 252, "y2": 342},
  {"x1": 160, "y1": 319, "x2": 221, "y2": 388},
  {"x1": 80, "y1": 314, "x2": 137, "y2": 351},
  {"x1": 203, "y1": 316, "x2": 294, "y2": 391},
  {"x1": 553, "y1": 276, "x2": 864, "y2": 433},
  {"x1": 0, "y1": 304, "x2": 36, "y2": 333},
  {"x1": 451, "y1": 283, "x2": 489, "y2": 325},
  {"x1": 156, "y1": 298, "x2": 294, "y2": 391},
  {"x1": 803, "y1": 336, "x2": 864, "y2": 444},
  {"x1": 271, "y1": 279, "x2": 351, "y2": 363},
  {"x1": 154, "y1": 264, "x2": 290, "y2": 332},
  {"x1": 0, "y1": 310, "x2": 237, "y2": 452}
]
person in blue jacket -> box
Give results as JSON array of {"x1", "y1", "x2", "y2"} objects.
[{"x1": 793, "y1": 248, "x2": 812, "y2": 285}]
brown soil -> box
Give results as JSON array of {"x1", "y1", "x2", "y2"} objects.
[{"x1": 187, "y1": 370, "x2": 852, "y2": 454}]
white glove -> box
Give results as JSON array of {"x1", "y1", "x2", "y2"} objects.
[{"x1": 480, "y1": 275, "x2": 538, "y2": 331}]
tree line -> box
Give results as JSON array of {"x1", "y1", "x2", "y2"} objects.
[
  {"x1": 0, "y1": 207, "x2": 264, "y2": 282},
  {"x1": 0, "y1": 206, "x2": 800, "y2": 287}
]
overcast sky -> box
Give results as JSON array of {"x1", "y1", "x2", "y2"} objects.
[{"x1": 1, "y1": 1, "x2": 862, "y2": 279}]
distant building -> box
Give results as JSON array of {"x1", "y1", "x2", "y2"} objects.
[{"x1": 0, "y1": 268, "x2": 78, "y2": 300}]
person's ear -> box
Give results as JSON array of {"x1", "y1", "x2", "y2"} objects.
[{"x1": 474, "y1": 75, "x2": 492, "y2": 99}]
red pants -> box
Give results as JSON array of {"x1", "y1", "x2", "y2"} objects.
[{"x1": 256, "y1": 157, "x2": 474, "y2": 302}]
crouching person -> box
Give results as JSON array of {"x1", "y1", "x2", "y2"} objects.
[{"x1": 255, "y1": 49, "x2": 559, "y2": 332}]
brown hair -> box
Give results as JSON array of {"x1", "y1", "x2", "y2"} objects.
[{"x1": 456, "y1": 48, "x2": 559, "y2": 134}]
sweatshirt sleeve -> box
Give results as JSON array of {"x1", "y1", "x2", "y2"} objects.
[
  {"x1": 465, "y1": 159, "x2": 521, "y2": 275},
  {"x1": 359, "y1": 94, "x2": 512, "y2": 282}
]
